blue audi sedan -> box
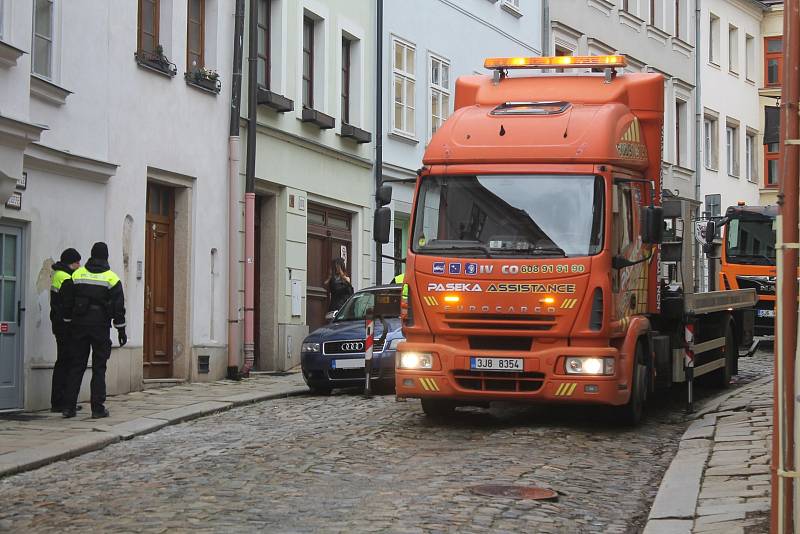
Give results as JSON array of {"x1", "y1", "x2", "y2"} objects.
[{"x1": 301, "y1": 285, "x2": 403, "y2": 395}]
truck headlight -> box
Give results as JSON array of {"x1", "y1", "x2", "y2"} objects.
[
  {"x1": 565, "y1": 357, "x2": 615, "y2": 375},
  {"x1": 388, "y1": 338, "x2": 406, "y2": 350},
  {"x1": 301, "y1": 342, "x2": 321, "y2": 353},
  {"x1": 399, "y1": 352, "x2": 433, "y2": 369}
]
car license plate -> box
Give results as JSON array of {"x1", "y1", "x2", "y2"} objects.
[
  {"x1": 470, "y1": 357, "x2": 523, "y2": 372},
  {"x1": 757, "y1": 309, "x2": 775, "y2": 318},
  {"x1": 331, "y1": 359, "x2": 365, "y2": 369}
]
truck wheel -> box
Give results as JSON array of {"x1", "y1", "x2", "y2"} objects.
[
  {"x1": 710, "y1": 324, "x2": 735, "y2": 388},
  {"x1": 617, "y1": 343, "x2": 647, "y2": 426},
  {"x1": 421, "y1": 398, "x2": 456, "y2": 418}
]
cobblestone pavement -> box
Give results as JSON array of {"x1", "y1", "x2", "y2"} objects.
[{"x1": 0, "y1": 351, "x2": 773, "y2": 534}]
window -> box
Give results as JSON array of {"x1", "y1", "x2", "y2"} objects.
[
  {"x1": 745, "y1": 132, "x2": 756, "y2": 182},
  {"x1": 726, "y1": 122, "x2": 739, "y2": 177},
  {"x1": 341, "y1": 38, "x2": 351, "y2": 124},
  {"x1": 429, "y1": 55, "x2": 450, "y2": 139},
  {"x1": 32, "y1": 0, "x2": 54, "y2": 78},
  {"x1": 703, "y1": 115, "x2": 718, "y2": 170},
  {"x1": 137, "y1": 0, "x2": 159, "y2": 54},
  {"x1": 0, "y1": 0, "x2": 5, "y2": 41},
  {"x1": 257, "y1": 0, "x2": 271, "y2": 88},
  {"x1": 186, "y1": 0, "x2": 204, "y2": 71},
  {"x1": 765, "y1": 36, "x2": 783, "y2": 86},
  {"x1": 675, "y1": 100, "x2": 687, "y2": 167},
  {"x1": 745, "y1": 34, "x2": 754, "y2": 81},
  {"x1": 392, "y1": 37, "x2": 416, "y2": 136},
  {"x1": 650, "y1": 0, "x2": 657, "y2": 26},
  {"x1": 302, "y1": 16, "x2": 314, "y2": 108},
  {"x1": 674, "y1": 0, "x2": 680, "y2": 38},
  {"x1": 705, "y1": 194, "x2": 721, "y2": 218},
  {"x1": 766, "y1": 141, "x2": 779, "y2": 187},
  {"x1": 709, "y1": 14, "x2": 719, "y2": 64},
  {"x1": 622, "y1": 0, "x2": 630, "y2": 12},
  {"x1": 728, "y1": 25, "x2": 739, "y2": 74}
]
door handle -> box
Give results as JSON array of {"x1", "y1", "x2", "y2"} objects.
[{"x1": 17, "y1": 300, "x2": 25, "y2": 326}]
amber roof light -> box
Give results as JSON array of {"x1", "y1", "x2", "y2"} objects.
[{"x1": 484, "y1": 55, "x2": 627, "y2": 70}]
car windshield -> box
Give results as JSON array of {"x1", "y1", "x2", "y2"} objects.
[
  {"x1": 726, "y1": 218, "x2": 776, "y2": 265},
  {"x1": 334, "y1": 291, "x2": 400, "y2": 321},
  {"x1": 411, "y1": 174, "x2": 604, "y2": 258}
]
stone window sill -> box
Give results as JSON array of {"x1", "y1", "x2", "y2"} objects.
[
  {"x1": 30, "y1": 74, "x2": 72, "y2": 106},
  {"x1": 0, "y1": 39, "x2": 25, "y2": 68}
]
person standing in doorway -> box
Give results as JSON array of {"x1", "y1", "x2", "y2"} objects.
[
  {"x1": 50, "y1": 248, "x2": 81, "y2": 413},
  {"x1": 325, "y1": 257, "x2": 353, "y2": 312},
  {"x1": 61, "y1": 242, "x2": 127, "y2": 419}
]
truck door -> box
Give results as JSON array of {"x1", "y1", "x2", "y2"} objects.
[{"x1": 612, "y1": 182, "x2": 647, "y2": 321}]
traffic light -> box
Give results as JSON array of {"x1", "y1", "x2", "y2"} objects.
[{"x1": 374, "y1": 184, "x2": 392, "y2": 244}]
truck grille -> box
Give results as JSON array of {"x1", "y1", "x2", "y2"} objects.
[
  {"x1": 453, "y1": 370, "x2": 545, "y2": 392},
  {"x1": 323, "y1": 339, "x2": 385, "y2": 355},
  {"x1": 444, "y1": 314, "x2": 555, "y2": 331}
]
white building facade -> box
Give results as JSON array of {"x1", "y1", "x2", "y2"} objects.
[
  {"x1": 379, "y1": 0, "x2": 544, "y2": 282},
  {"x1": 547, "y1": 0, "x2": 698, "y2": 199},
  {"x1": 0, "y1": 0, "x2": 235, "y2": 411},
  {"x1": 699, "y1": 0, "x2": 766, "y2": 218}
]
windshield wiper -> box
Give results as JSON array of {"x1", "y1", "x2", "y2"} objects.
[
  {"x1": 497, "y1": 245, "x2": 567, "y2": 257},
  {"x1": 420, "y1": 241, "x2": 492, "y2": 258}
]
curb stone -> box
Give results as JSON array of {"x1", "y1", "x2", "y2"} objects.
[{"x1": 0, "y1": 386, "x2": 308, "y2": 479}]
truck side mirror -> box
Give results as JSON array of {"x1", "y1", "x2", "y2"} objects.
[
  {"x1": 704, "y1": 220, "x2": 716, "y2": 244},
  {"x1": 376, "y1": 185, "x2": 393, "y2": 206},
  {"x1": 374, "y1": 206, "x2": 391, "y2": 244},
  {"x1": 642, "y1": 206, "x2": 664, "y2": 244}
]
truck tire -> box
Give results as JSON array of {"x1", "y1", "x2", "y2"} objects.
[
  {"x1": 421, "y1": 398, "x2": 456, "y2": 418},
  {"x1": 617, "y1": 342, "x2": 647, "y2": 426},
  {"x1": 710, "y1": 323, "x2": 735, "y2": 388}
]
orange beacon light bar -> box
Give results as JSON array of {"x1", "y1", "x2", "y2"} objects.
[{"x1": 484, "y1": 55, "x2": 627, "y2": 70}]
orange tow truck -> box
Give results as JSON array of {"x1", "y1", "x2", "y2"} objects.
[
  {"x1": 716, "y1": 204, "x2": 777, "y2": 341},
  {"x1": 390, "y1": 56, "x2": 757, "y2": 423}
]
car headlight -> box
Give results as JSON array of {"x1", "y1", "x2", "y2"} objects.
[
  {"x1": 565, "y1": 357, "x2": 615, "y2": 375},
  {"x1": 399, "y1": 352, "x2": 433, "y2": 369},
  {"x1": 301, "y1": 342, "x2": 321, "y2": 353},
  {"x1": 388, "y1": 338, "x2": 406, "y2": 350}
]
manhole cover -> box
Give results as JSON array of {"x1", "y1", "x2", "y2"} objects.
[{"x1": 468, "y1": 485, "x2": 558, "y2": 501}]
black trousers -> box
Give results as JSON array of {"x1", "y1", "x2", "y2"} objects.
[
  {"x1": 64, "y1": 326, "x2": 112, "y2": 412},
  {"x1": 50, "y1": 333, "x2": 72, "y2": 410}
]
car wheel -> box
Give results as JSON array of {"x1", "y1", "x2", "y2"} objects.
[{"x1": 421, "y1": 398, "x2": 456, "y2": 418}]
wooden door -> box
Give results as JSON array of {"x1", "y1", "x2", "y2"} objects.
[
  {"x1": 306, "y1": 204, "x2": 352, "y2": 332},
  {"x1": 144, "y1": 183, "x2": 174, "y2": 379}
]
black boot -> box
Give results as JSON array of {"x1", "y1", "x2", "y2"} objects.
[
  {"x1": 91, "y1": 407, "x2": 110, "y2": 419},
  {"x1": 62, "y1": 408, "x2": 76, "y2": 418}
]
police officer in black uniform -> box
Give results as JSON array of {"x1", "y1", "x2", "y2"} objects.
[
  {"x1": 61, "y1": 242, "x2": 127, "y2": 418},
  {"x1": 50, "y1": 248, "x2": 81, "y2": 413}
]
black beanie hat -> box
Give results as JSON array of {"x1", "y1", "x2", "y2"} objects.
[
  {"x1": 60, "y1": 248, "x2": 81, "y2": 265},
  {"x1": 90, "y1": 242, "x2": 109, "y2": 261}
]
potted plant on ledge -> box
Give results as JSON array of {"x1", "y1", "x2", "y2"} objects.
[
  {"x1": 134, "y1": 45, "x2": 177, "y2": 77},
  {"x1": 185, "y1": 67, "x2": 221, "y2": 94}
]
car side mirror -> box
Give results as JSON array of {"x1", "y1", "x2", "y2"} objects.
[
  {"x1": 325, "y1": 310, "x2": 337, "y2": 322},
  {"x1": 642, "y1": 206, "x2": 664, "y2": 245}
]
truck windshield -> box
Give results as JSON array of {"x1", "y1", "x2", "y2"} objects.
[
  {"x1": 411, "y1": 174, "x2": 604, "y2": 258},
  {"x1": 726, "y1": 218, "x2": 776, "y2": 265}
]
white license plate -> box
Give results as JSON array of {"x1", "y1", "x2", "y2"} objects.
[
  {"x1": 470, "y1": 357, "x2": 523, "y2": 372},
  {"x1": 332, "y1": 359, "x2": 365, "y2": 369},
  {"x1": 757, "y1": 309, "x2": 775, "y2": 318}
]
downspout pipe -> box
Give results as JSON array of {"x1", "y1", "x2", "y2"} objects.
[
  {"x1": 242, "y1": 0, "x2": 258, "y2": 375},
  {"x1": 227, "y1": 0, "x2": 245, "y2": 380},
  {"x1": 774, "y1": 0, "x2": 799, "y2": 530},
  {"x1": 695, "y1": 0, "x2": 703, "y2": 293},
  {"x1": 374, "y1": 0, "x2": 384, "y2": 285}
]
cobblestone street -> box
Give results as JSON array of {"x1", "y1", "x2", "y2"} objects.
[{"x1": 0, "y1": 351, "x2": 773, "y2": 533}]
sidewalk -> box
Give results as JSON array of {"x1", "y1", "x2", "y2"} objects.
[
  {"x1": 645, "y1": 376, "x2": 773, "y2": 534},
  {"x1": 0, "y1": 372, "x2": 308, "y2": 478}
]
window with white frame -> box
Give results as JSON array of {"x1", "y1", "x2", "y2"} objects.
[
  {"x1": 745, "y1": 34, "x2": 754, "y2": 81},
  {"x1": 728, "y1": 25, "x2": 739, "y2": 74},
  {"x1": 709, "y1": 13, "x2": 719, "y2": 64},
  {"x1": 32, "y1": 0, "x2": 54, "y2": 78},
  {"x1": 392, "y1": 37, "x2": 416, "y2": 137},
  {"x1": 675, "y1": 99, "x2": 687, "y2": 167},
  {"x1": 745, "y1": 131, "x2": 756, "y2": 182},
  {"x1": 503, "y1": 0, "x2": 520, "y2": 12},
  {"x1": 726, "y1": 121, "x2": 739, "y2": 177},
  {"x1": 705, "y1": 194, "x2": 721, "y2": 218},
  {"x1": 429, "y1": 55, "x2": 450, "y2": 139},
  {"x1": 703, "y1": 115, "x2": 718, "y2": 170}
]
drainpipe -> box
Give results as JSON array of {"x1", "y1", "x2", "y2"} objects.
[
  {"x1": 693, "y1": 0, "x2": 702, "y2": 293},
  {"x1": 374, "y1": 0, "x2": 384, "y2": 285},
  {"x1": 227, "y1": 0, "x2": 245, "y2": 380},
  {"x1": 242, "y1": 0, "x2": 258, "y2": 375},
  {"x1": 541, "y1": 0, "x2": 550, "y2": 55},
  {"x1": 774, "y1": 0, "x2": 799, "y2": 530}
]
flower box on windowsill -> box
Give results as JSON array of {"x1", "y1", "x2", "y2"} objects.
[
  {"x1": 341, "y1": 123, "x2": 371, "y2": 144},
  {"x1": 257, "y1": 87, "x2": 294, "y2": 112},
  {"x1": 184, "y1": 69, "x2": 221, "y2": 95},
  {"x1": 301, "y1": 107, "x2": 335, "y2": 130},
  {"x1": 134, "y1": 48, "x2": 177, "y2": 78}
]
